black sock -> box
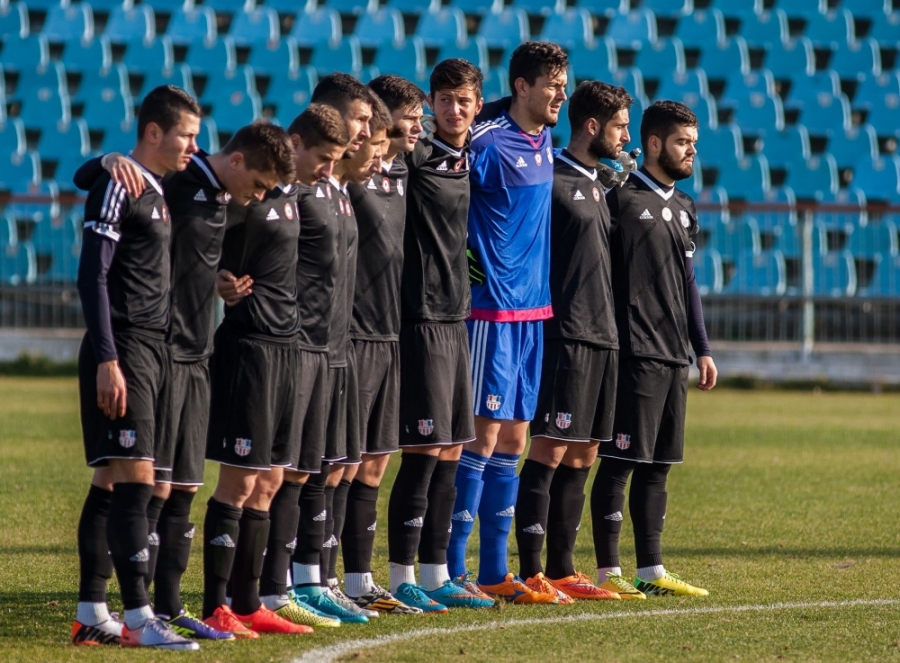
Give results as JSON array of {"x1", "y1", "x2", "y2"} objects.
[
  {"x1": 320, "y1": 484, "x2": 336, "y2": 585},
  {"x1": 514, "y1": 459, "x2": 556, "y2": 578},
  {"x1": 77, "y1": 485, "x2": 113, "y2": 603},
  {"x1": 342, "y1": 480, "x2": 379, "y2": 574},
  {"x1": 202, "y1": 497, "x2": 242, "y2": 619},
  {"x1": 294, "y1": 467, "x2": 328, "y2": 575},
  {"x1": 418, "y1": 460, "x2": 458, "y2": 564},
  {"x1": 144, "y1": 495, "x2": 165, "y2": 591},
  {"x1": 545, "y1": 464, "x2": 590, "y2": 579},
  {"x1": 230, "y1": 508, "x2": 270, "y2": 616},
  {"x1": 590, "y1": 457, "x2": 633, "y2": 569},
  {"x1": 388, "y1": 454, "x2": 438, "y2": 565},
  {"x1": 630, "y1": 463, "x2": 671, "y2": 569},
  {"x1": 154, "y1": 490, "x2": 195, "y2": 617},
  {"x1": 328, "y1": 479, "x2": 351, "y2": 580},
  {"x1": 260, "y1": 481, "x2": 302, "y2": 597},
  {"x1": 107, "y1": 482, "x2": 153, "y2": 610}
]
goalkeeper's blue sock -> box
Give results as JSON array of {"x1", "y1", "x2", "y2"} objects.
[
  {"x1": 447, "y1": 450, "x2": 487, "y2": 578},
  {"x1": 476, "y1": 453, "x2": 520, "y2": 586}
]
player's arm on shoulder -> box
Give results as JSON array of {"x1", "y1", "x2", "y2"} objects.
[
  {"x1": 469, "y1": 139, "x2": 502, "y2": 190},
  {"x1": 97, "y1": 153, "x2": 146, "y2": 198}
]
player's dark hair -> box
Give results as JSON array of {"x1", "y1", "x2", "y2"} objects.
[
  {"x1": 136, "y1": 85, "x2": 201, "y2": 141},
  {"x1": 311, "y1": 73, "x2": 372, "y2": 115},
  {"x1": 568, "y1": 81, "x2": 633, "y2": 139},
  {"x1": 287, "y1": 103, "x2": 350, "y2": 149},
  {"x1": 222, "y1": 120, "x2": 296, "y2": 183},
  {"x1": 640, "y1": 100, "x2": 698, "y2": 148},
  {"x1": 508, "y1": 41, "x2": 568, "y2": 91},
  {"x1": 367, "y1": 91, "x2": 393, "y2": 136},
  {"x1": 369, "y1": 75, "x2": 426, "y2": 113},
  {"x1": 429, "y1": 58, "x2": 483, "y2": 99}
]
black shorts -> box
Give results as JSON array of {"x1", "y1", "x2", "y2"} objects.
[
  {"x1": 206, "y1": 324, "x2": 302, "y2": 470},
  {"x1": 598, "y1": 358, "x2": 689, "y2": 465},
  {"x1": 78, "y1": 329, "x2": 169, "y2": 467},
  {"x1": 531, "y1": 339, "x2": 618, "y2": 443},
  {"x1": 324, "y1": 350, "x2": 360, "y2": 464},
  {"x1": 292, "y1": 348, "x2": 330, "y2": 474},
  {"x1": 399, "y1": 321, "x2": 475, "y2": 447},
  {"x1": 156, "y1": 359, "x2": 209, "y2": 486},
  {"x1": 353, "y1": 339, "x2": 400, "y2": 456}
]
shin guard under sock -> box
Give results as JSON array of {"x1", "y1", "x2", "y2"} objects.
[
  {"x1": 153, "y1": 489, "x2": 195, "y2": 617},
  {"x1": 202, "y1": 498, "x2": 242, "y2": 619},
  {"x1": 590, "y1": 458, "x2": 633, "y2": 569},
  {"x1": 320, "y1": 484, "x2": 336, "y2": 583},
  {"x1": 545, "y1": 464, "x2": 590, "y2": 579},
  {"x1": 342, "y1": 480, "x2": 379, "y2": 574},
  {"x1": 107, "y1": 483, "x2": 153, "y2": 610},
  {"x1": 630, "y1": 463, "x2": 671, "y2": 569},
  {"x1": 230, "y1": 508, "x2": 270, "y2": 616},
  {"x1": 327, "y1": 479, "x2": 350, "y2": 581},
  {"x1": 293, "y1": 467, "x2": 328, "y2": 586},
  {"x1": 447, "y1": 450, "x2": 487, "y2": 577},
  {"x1": 476, "y1": 453, "x2": 520, "y2": 586},
  {"x1": 418, "y1": 460, "x2": 458, "y2": 566},
  {"x1": 260, "y1": 481, "x2": 302, "y2": 597},
  {"x1": 77, "y1": 485, "x2": 113, "y2": 604},
  {"x1": 388, "y1": 454, "x2": 438, "y2": 565},
  {"x1": 144, "y1": 495, "x2": 165, "y2": 591},
  {"x1": 514, "y1": 459, "x2": 555, "y2": 579}
]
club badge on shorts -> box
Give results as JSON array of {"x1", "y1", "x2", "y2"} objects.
[
  {"x1": 418, "y1": 419, "x2": 434, "y2": 436},
  {"x1": 556, "y1": 412, "x2": 572, "y2": 429},
  {"x1": 235, "y1": 438, "x2": 252, "y2": 457},
  {"x1": 486, "y1": 394, "x2": 502, "y2": 411},
  {"x1": 615, "y1": 433, "x2": 631, "y2": 450},
  {"x1": 118, "y1": 430, "x2": 136, "y2": 448}
]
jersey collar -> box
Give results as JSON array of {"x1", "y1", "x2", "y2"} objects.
[
  {"x1": 125, "y1": 155, "x2": 164, "y2": 196},
  {"x1": 632, "y1": 168, "x2": 675, "y2": 201},
  {"x1": 557, "y1": 150, "x2": 597, "y2": 181},
  {"x1": 328, "y1": 175, "x2": 348, "y2": 196},
  {"x1": 430, "y1": 137, "x2": 465, "y2": 158},
  {"x1": 191, "y1": 153, "x2": 225, "y2": 191},
  {"x1": 277, "y1": 182, "x2": 293, "y2": 194}
]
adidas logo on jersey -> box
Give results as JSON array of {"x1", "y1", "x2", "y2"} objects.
[
  {"x1": 515, "y1": 156, "x2": 527, "y2": 168},
  {"x1": 151, "y1": 207, "x2": 161, "y2": 219},
  {"x1": 496, "y1": 506, "x2": 515, "y2": 517},
  {"x1": 404, "y1": 517, "x2": 424, "y2": 527},
  {"x1": 451, "y1": 510, "x2": 474, "y2": 523},
  {"x1": 266, "y1": 208, "x2": 279, "y2": 221},
  {"x1": 436, "y1": 161, "x2": 448, "y2": 172},
  {"x1": 523, "y1": 523, "x2": 545, "y2": 535},
  {"x1": 148, "y1": 532, "x2": 160, "y2": 547},
  {"x1": 367, "y1": 178, "x2": 377, "y2": 189},
  {"x1": 316, "y1": 188, "x2": 325, "y2": 198},
  {"x1": 639, "y1": 209, "x2": 654, "y2": 220},
  {"x1": 193, "y1": 189, "x2": 207, "y2": 202},
  {"x1": 286, "y1": 537, "x2": 297, "y2": 551},
  {"x1": 210, "y1": 534, "x2": 236, "y2": 548},
  {"x1": 130, "y1": 548, "x2": 150, "y2": 563},
  {"x1": 573, "y1": 190, "x2": 585, "y2": 201},
  {"x1": 367, "y1": 523, "x2": 377, "y2": 531},
  {"x1": 313, "y1": 510, "x2": 327, "y2": 522},
  {"x1": 605, "y1": 511, "x2": 624, "y2": 522}
]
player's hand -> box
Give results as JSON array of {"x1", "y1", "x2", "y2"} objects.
[
  {"x1": 97, "y1": 360, "x2": 127, "y2": 420},
  {"x1": 102, "y1": 153, "x2": 145, "y2": 198},
  {"x1": 696, "y1": 355, "x2": 717, "y2": 391},
  {"x1": 216, "y1": 269, "x2": 253, "y2": 306},
  {"x1": 420, "y1": 115, "x2": 437, "y2": 139}
]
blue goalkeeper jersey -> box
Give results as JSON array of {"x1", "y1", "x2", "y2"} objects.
[{"x1": 467, "y1": 110, "x2": 555, "y2": 321}]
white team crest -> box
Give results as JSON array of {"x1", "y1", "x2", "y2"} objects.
[
  {"x1": 615, "y1": 433, "x2": 631, "y2": 450},
  {"x1": 235, "y1": 438, "x2": 252, "y2": 457},
  {"x1": 436, "y1": 161, "x2": 448, "y2": 172},
  {"x1": 454, "y1": 159, "x2": 464, "y2": 172},
  {"x1": 573, "y1": 190, "x2": 585, "y2": 201},
  {"x1": 119, "y1": 430, "x2": 136, "y2": 448},
  {"x1": 546, "y1": 147, "x2": 554, "y2": 163},
  {"x1": 486, "y1": 394, "x2": 502, "y2": 411},
  {"x1": 367, "y1": 178, "x2": 377, "y2": 190},
  {"x1": 418, "y1": 419, "x2": 434, "y2": 435},
  {"x1": 680, "y1": 210, "x2": 690, "y2": 228},
  {"x1": 556, "y1": 412, "x2": 572, "y2": 429},
  {"x1": 284, "y1": 203, "x2": 294, "y2": 219},
  {"x1": 398, "y1": 179, "x2": 404, "y2": 196},
  {"x1": 534, "y1": 151, "x2": 542, "y2": 166},
  {"x1": 661, "y1": 207, "x2": 673, "y2": 222},
  {"x1": 592, "y1": 187, "x2": 600, "y2": 202},
  {"x1": 266, "y1": 207, "x2": 279, "y2": 221},
  {"x1": 382, "y1": 177, "x2": 390, "y2": 192},
  {"x1": 193, "y1": 189, "x2": 207, "y2": 202},
  {"x1": 515, "y1": 156, "x2": 527, "y2": 168}
]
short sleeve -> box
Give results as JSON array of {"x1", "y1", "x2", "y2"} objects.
[{"x1": 83, "y1": 176, "x2": 130, "y2": 242}]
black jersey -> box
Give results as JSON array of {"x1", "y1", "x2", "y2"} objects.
[
  {"x1": 348, "y1": 157, "x2": 407, "y2": 341},
  {"x1": 545, "y1": 150, "x2": 617, "y2": 349},
  {"x1": 401, "y1": 136, "x2": 472, "y2": 322},
  {"x1": 608, "y1": 167, "x2": 700, "y2": 365},
  {"x1": 77, "y1": 160, "x2": 170, "y2": 362},
  {"x1": 327, "y1": 178, "x2": 358, "y2": 367},
  {"x1": 220, "y1": 184, "x2": 301, "y2": 338},
  {"x1": 295, "y1": 179, "x2": 340, "y2": 352}
]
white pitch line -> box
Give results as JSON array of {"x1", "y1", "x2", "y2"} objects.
[{"x1": 292, "y1": 599, "x2": 900, "y2": 663}]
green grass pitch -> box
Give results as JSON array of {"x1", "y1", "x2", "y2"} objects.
[{"x1": 1, "y1": 377, "x2": 899, "y2": 662}]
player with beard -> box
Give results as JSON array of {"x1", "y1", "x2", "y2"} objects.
[
  {"x1": 514, "y1": 81, "x2": 632, "y2": 602},
  {"x1": 592, "y1": 100, "x2": 717, "y2": 598},
  {"x1": 448, "y1": 42, "x2": 568, "y2": 605}
]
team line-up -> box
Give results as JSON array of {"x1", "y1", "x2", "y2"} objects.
[{"x1": 69, "y1": 40, "x2": 719, "y2": 650}]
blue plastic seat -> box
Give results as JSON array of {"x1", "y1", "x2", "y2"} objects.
[
  {"x1": 736, "y1": 9, "x2": 788, "y2": 48},
  {"x1": 803, "y1": 8, "x2": 854, "y2": 49},
  {"x1": 417, "y1": 8, "x2": 466, "y2": 49},
  {"x1": 450, "y1": 0, "x2": 502, "y2": 16},
  {"x1": 799, "y1": 93, "x2": 850, "y2": 137},
  {"x1": 816, "y1": 187, "x2": 867, "y2": 230},
  {"x1": 540, "y1": 9, "x2": 594, "y2": 49},
  {"x1": 201, "y1": 64, "x2": 257, "y2": 104},
  {"x1": 354, "y1": 7, "x2": 403, "y2": 48},
  {"x1": 210, "y1": 89, "x2": 262, "y2": 134},
  {"x1": 268, "y1": 66, "x2": 317, "y2": 128},
  {"x1": 439, "y1": 36, "x2": 489, "y2": 70},
  {"x1": 482, "y1": 66, "x2": 510, "y2": 102},
  {"x1": 830, "y1": 37, "x2": 881, "y2": 81},
  {"x1": 55, "y1": 150, "x2": 95, "y2": 192},
  {"x1": 717, "y1": 154, "x2": 770, "y2": 199},
  {"x1": 309, "y1": 36, "x2": 362, "y2": 77},
  {"x1": 184, "y1": 36, "x2": 236, "y2": 75},
  {"x1": 849, "y1": 219, "x2": 898, "y2": 258},
  {"x1": 642, "y1": 0, "x2": 691, "y2": 18},
  {"x1": 731, "y1": 92, "x2": 784, "y2": 135},
  {"x1": 14, "y1": 60, "x2": 67, "y2": 99},
  {"x1": 720, "y1": 69, "x2": 775, "y2": 109},
  {"x1": 698, "y1": 36, "x2": 750, "y2": 80},
  {"x1": 1, "y1": 34, "x2": 49, "y2": 72},
  {"x1": 195, "y1": 117, "x2": 218, "y2": 152},
  {"x1": 753, "y1": 186, "x2": 799, "y2": 253},
  {"x1": 0, "y1": 117, "x2": 26, "y2": 156},
  {"x1": 101, "y1": 119, "x2": 137, "y2": 154},
  {"x1": 655, "y1": 68, "x2": 708, "y2": 103},
  {"x1": 206, "y1": 0, "x2": 254, "y2": 14},
  {"x1": 122, "y1": 36, "x2": 173, "y2": 74},
  {"x1": 567, "y1": 37, "x2": 616, "y2": 81},
  {"x1": 5, "y1": 180, "x2": 59, "y2": 225},
  {"x1": 17, "y1": 73, "x2": 71, "y2": 134},
  {"x1": 62, "y1": 35, "x2": 112, "y2": 73},
  {"x1": 783, "y1": 70, "x2": 840, "y2": 113},
  {"x1": 674, "y1": 8, "x2": 724, "y2": 48},
  {"x1": 247, "y1": 36, "x2": 299, "y2": 77},
  {"x1": 167, "y1": 7, "x2": 216, "y2": 46},
  {"x1": 373, "y1": 37, "x2": 425, "y2": 81},
  {"x1": 778, "y1": 0, "x2": 826, "y2": 19},
  {"x1": 73, "y1": 64, "x2": 128, "y2": 107},
  {"x1": 700, "y1": 124, "x2": 743, "y2": 168},
  {"x1": 0, "y1": 241, "x2": 36, "y2": 285},
  {"x1": 865, "y1": 90, "x2": 900, "y2": 140},
  {"x1": 606, "y1": 9, "x2": 656, "y2": 50},
  {"x1": 31, "y1": 212, "x2": 81, "y2": 282},
  {"x1": 385, "y1": 0, "x2": 440, "y2": 15},
  {"x1": 694, "y1": 247, "x2": 723, "y2": 294},
  {"x1": 325, "y1": 0, "x2": 375, "y2": 15},
  {"x1": 138, "y1": 64, "x2": 197, "y2": 100},
  {"x1": 479, "y1": 8, "x2": 529, "y2": 50},
  {"x1": 843, "y1": 0, "x2": 889, "y2": 20},
  {"x1": 868, "y1": 10, "x2": 900, "y2": 48},
  {"x1": 634, "y1": 37, "x2": 685, "y2": 80},
  {"x1": 38, "y1": 118, "x2": 89, "y2": 161},
  {"x1": 0, "y1": 2, "x2": 28, "y2": 40},
  {"x1": 42, "y1": 3, "x2": 93, "y2": 42},
  {"x1": 103, "y1": 4, "x2": 156, "y2": 44},
  {"x1": 853, "y1": 155, "x2": 900, "y2": 201},
  {"x1": 575, "y1": 0, "x2": 627, "y2": 18},
  {"x1": 853, "y1": 71, "x2": 900, "y2": 112},
  {"x1": 760, "y1": 125, "x2": 810, "y2": 169},
  {"x1": 290, "y1": 7, "x2": 341, "y2": 48},
  {"x1": 813, "y1": 250, "x2": 856, "y2": 296},
  {"x1": 786, "y1": 154, "x2": 838, "y2": 200},
  {"x1": 0, "y1": 150, "x2": 40, "y2": 192},
  {"x1": 229, "y1": 7, "x2": 278, "y2": 47},
  {"x1": 711, "y1": 217, "x2": 762, "y2": 257},
  {"x1": 81, "y1": 79, "x2": 133, "y2": 133},
  {"x1": 858, "y1": 253, "x2": 900, "y2": 297},
  {"x1": 0, "y1": 212, "x2": 16, "y2": 247},
  {"x1": 721, "y1": 250, "x2": 787, "y2": 296},
  {"x1": 765, "y1": 37, "x2": 814, "y2": 79},
  {"x1": 827, "y1": 124, "x2": 878, "y2": 170},
  {"x1": 512, "y1": 0, "x2": 564, "y2": 16},
  {"x1": 607, "y1": 67, "x2": 647, "y2": 107},
  {"x1": 145, "y1": 0, "x2": 194, "y2": 14}
]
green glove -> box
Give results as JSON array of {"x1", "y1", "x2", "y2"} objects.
[{"x1": 467, "y1": 248, "x2": 486, "y2": 286}]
